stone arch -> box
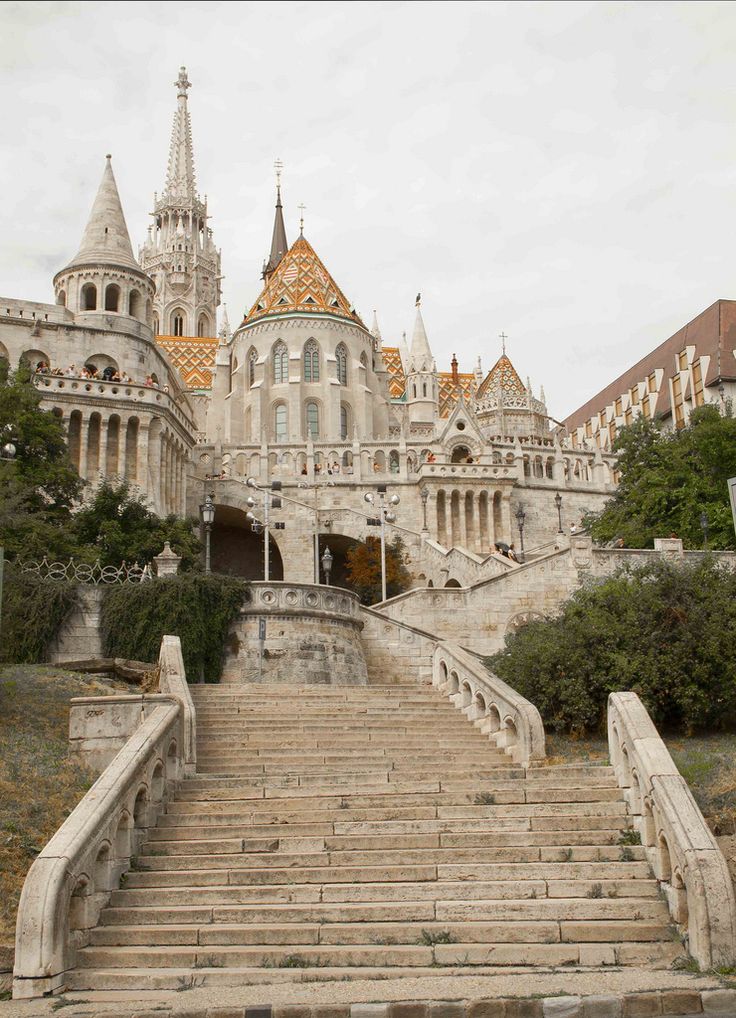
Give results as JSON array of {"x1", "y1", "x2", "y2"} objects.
[
  {"x1": 128, "y1": 289, "x2": 143, "y2": 320},
  {"x1": 448, "y1": 670, "x2": 459, "y2": 695},
  {"x1": 439, "y1": 660, "x2": 448, "y2": 684},
  {"x1": 304, "y1": 338, "x2": 320, "y2": 382},
  {"x1": 487, "y1": 704, "x2": 501, "y2": 733},
  {"x1": 210, "y1": 503, "x2": 284, "y2": 580},
  {"x1": 460, "y1": 681, "x2": 472, "y2": 708},
  {"x1": 272, "y1": 340, "x2": 288, "y2": 384},
  {"x1": 81, "y1": 282, "x2": 97, "y2": 311},
  {"x1": 68, "y1": 875, "x2": 92, "y2": 941},
  {"x1": 133, "y1": 785, "x2": 149, "y2": 833},
  {"x1": 151, "y1": 761, "x2": 165, "y2": 805},
  {"x1": 445, "y1": 578, "x2": 461, "y2": 588},
  {"x1": 85, "y1": 353, "x2": 119, "y2": 378},
  {"x1": 197, "y1": 312, "x2": 211, "y2": 337},
  {"x1": 335, "y1": 342, "x2": 348, "y2": 385},
  {"x1": 171, "y1": 308, "x2": 186, "y2": 336},
  {"x1": 22, "y1": 348, "x2": 51, "y2": 372},
  {"x1": 389, "y1": 449, "x2": 400, "y2": 474},
  {"x1": 166, "y1": 738, "x2": 179, "y2": 783},
  {"x1": 114, "y1": 811, "x2": 132, "y2": 863},
  {"x1": 657, "y1": 832, "x2": 672, "y2": 883},
  {"x1": 373, "y1": 449, "x2": 385, "y2": 472},
  {"x1": 93, "y1": 842, "x2": 113, "y2": 892},
  {"x1": 56, "y1": 289, "x2": 66, "y2": 307},
  {"x1": 104, "y1": 283, "x2": 121, "y2": 312},
  {"x1": 450, "y1": 444, "x2": 472, "y2": 464}
]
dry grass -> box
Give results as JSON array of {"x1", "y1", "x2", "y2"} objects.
[{"x1": 0, "y1": 665, "x2": 133, "y2": 947}]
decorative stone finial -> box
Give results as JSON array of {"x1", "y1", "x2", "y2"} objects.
[
  {"x1": 175, "y1": 66, "x2": 191, "y2": 99},
  {"x1": 154, "y1": 541, "x2": 182, "y2": 576}
]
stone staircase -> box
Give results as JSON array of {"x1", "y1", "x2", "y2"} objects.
[{"x1": 66, "y1": 684, "x2": 682, "y2": 991}]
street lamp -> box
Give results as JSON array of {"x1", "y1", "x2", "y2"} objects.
[
  {"x1": 1, "y1": 443, "x2": 16, "y2": 460},
  {"x1": 321, "y1": 545, "x2": 333, "y2": 585},
  {"x1": 700, "y1": 510, "x2": 709, "y2": 549},
  {"x1": 0, "y1": 440, "x2": 16, "y2": 644},
  {"x1": 200, "y1": 493, "x2": 215, "y2": 574},
  {"x1": 515, "y1": 504, "x2": 526, "y2": 562},
  {"x1": 364, "y1": 486, "x2": 400, "y2": 602},
  {"x1": 420, "y1": 486, "x2": 430, "y2": 533},
  {"x1": 554, "y1": 492, "x2": 563, "y2": 534},
  {"x1": 244, "y1": 478, "x2": 284, "y2": 581}
]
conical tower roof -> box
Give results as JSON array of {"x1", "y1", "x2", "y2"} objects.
[
  {"x1": 263, "y1": 183, "x2": 288, "y2": 279},
  {"x1": 476, "y1": 353, "x2": 526, "y2": 399},
  {"x1": 244, "y1": 234, "x2": 365, "y2": 328},
  {"x1": 409, "y1": 299, "x2": 433, "y2": 370},
  {"x1": 61, "y1": 156, "x2": 140, "y2": 273}
]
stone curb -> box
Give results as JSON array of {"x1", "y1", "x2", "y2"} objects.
[{"x1": 88, "y1": 987, "x2": 736, "y2": 1018}]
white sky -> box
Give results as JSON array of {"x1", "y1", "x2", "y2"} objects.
[{"x1": 2, "y1": 0, "x2": 736, "y2": 419}]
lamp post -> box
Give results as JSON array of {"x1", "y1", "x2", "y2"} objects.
[
  {"x1": 245, "y1": 478, "x2": 284, "y2": 581},
  {"x1": 321, "y1": 545, "x2": 333, "y2": 585},
  {"x1": 0, "y1": 440, "x2": 16, "y2": 642},
  {"x1": 420, "y1": 486, "x2": 429, "y2": 533},
  {"x1": 700, "y1": 510, "x2": 709, "y2": 550},
  {"x1": 364, "y1": 485, "x2": 400, "y2": 603},
  {"x1": 200, "y1": 493, "x2": 215, "y2": 574},
  {"x1": 554, "y1": 492, "x2": 563, "y2": 534},
  {"x1": 515, "y1": 504, "x2": 526, "y2": 562}
]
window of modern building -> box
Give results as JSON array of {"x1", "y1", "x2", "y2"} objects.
[
  {"x1": 692, "y1": 360, "x2": 705, "y2": 407},
  {"x1": 336, "y1": 344, "x2": 348, "y2": 385},
  {"x1": 273, "y1": 341, "x2": 288, "y2": 384},
  {"x1": 648, "y1": 371, "x2": 657, "y2": 393},
  {"x1": 678, "y1": 350, "x2": 688, "y2": 371},
  {"x1": 306, "y1": 401, "x2": 319, "y2": 438},
  {"x1": 673, "y1": 374, "x2": 685, "y2": 428},
  {"x1": 304, "y1": 340, "x2": 320, "y2": 382}
]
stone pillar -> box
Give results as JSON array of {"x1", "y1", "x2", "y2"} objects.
[
  {"x1": 459, "y1": 489, "x2": 468, "y2": 549},
  {"x1": 78, "y1": 411, "x2": 90, "y2": 482},
  {"x1": 502, "y1": 493, "x2": 513, "y2": 547},
  {"x1": 351, "y1": 438, "x2": 362, "y2": 482},
  {"x1": 154, "y1": 541, "x2": 182, "y2": 576},
  {"x1": 136, "y1": 422, "x2": 150, "y2": 494}
]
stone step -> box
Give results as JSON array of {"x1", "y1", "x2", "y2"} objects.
[
  {"x1": 109, "y1": 877, "x2": 662, "y2": 907},
  {"x1": 73, "y1": 939, "x2": 683, "y2": 972},
  {"x1": 89, "y1": 916, "x2": 671, "y2": 947},
  {"x1": 98, "y1": 896, "x2": 671, "y2": 927},
  {"x1": 65, "y1": 944, "x2": 686, "y2": 991}
]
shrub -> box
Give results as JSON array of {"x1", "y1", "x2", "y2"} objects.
[
  {"x1": 486, "y1": 556, "x2": 736, "y2": 734},
  {"x1": 100, "y1": 573, "x2": 245, "y2": 682},
  {"x1": 0, "y1": 564, "x2": 78, "y2": 663}
]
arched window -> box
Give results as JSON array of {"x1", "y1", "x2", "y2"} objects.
[
  {"x1": 81, "y1": 283, "x2": 97, "y2": 311},
  {"x1": 128, "y1": 290, "x2": 142, "y2": 320},
  {"x1": 304, "y1": 340, "x2": 320, "y2": 382},
  {"x1": 104, "y1": 284, "x2": 120, "y2": 312},
  {"x1": 274, "y1": 404, "x2": 288, "y2": 442},
  {"x1": 340, "y1": 403, "x2": 349, "y2": 440},
  {"x1": 273, "y1": 341, "x2": 288, "y2": 384},
  {"x1": 306, "y1": 401, "x2": 319, "y2": 438},
  {"x1": 248, "y1": 347, "x2": 257, "y2": 388},
  {"x1": 171, "y1": 310, "x2": 185, "y2": 336},
  {"x1": 152, "y1": 313, "x2": 160, "y2": 336},
  {"x1": 56, "y1": 290, "x2": 66, "y2": 307},
  {"x1": 197, "y1": 314, "x2": 209, "y2": 337},
  {"x1": 336, "y1": 343, "x2": 348, "y2": 385},
  {"x1": 360, "y1": 351, "x2": 368, "y2": 371}
]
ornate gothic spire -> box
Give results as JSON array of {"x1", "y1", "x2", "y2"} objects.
[
  {"x1": 263, "y1": 159, "x2": 288, "y2": 280},
  {"x1": 63, "y1": 155, "x2": 139, "y2": 272},
  {"x1": 165, "y1": 67, "x2": 197, "y2": 202},
  {"x1": 409, "y1": 295, "x2": 433, "y2": 371}
]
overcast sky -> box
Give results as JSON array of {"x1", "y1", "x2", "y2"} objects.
[{"x1": 2, "y1": 1, "x2": 736, "y2": 418}]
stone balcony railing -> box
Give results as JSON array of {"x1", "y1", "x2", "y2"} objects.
[{"x1": 34, "y1": 373, "x2": 197, "y2": 434}]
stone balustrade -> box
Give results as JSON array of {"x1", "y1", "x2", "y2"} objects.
[
  {"x1": 433, "y1": 642, "x2": 546, "y2": 767},
  {"x1": 608, "y1": 691, "x2": 736, "y2": 969},
  {"x1": 13, "y1": 636, "x2": 193, "y2": 999},
  {"x1": 242, "y1": 580, "x2": 362, "y2": 622},
  {"x1": 34, "y1": 372, "x2": 196, "y2": 433}
]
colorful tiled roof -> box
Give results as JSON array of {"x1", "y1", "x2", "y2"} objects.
[
  {"x1": 156, "y1": 335, "x2": 217, "y2": 389},
  {"x1": 476, "y1": 354, "x2": 526, "y2": 399},
  {"x1": 381, "y1": 347, "x2": 406, "y2": 399},
  {"x1": 243, "y1": 234, "x2": 365, "y2": 329},
  {"x1": 438, "y1": 371, "x2": 475, "y2": 417}
]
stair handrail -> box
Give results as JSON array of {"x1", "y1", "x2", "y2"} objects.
[
  {"x1": 13, "y1": 635, "x2": 192, "y2": 1000},
  {"x1": 158, "y1": 634, "x2": 196, "y2": 775},
  {"x1": 608, "y1": 691, "x2": 736, "y2": 969},
  {"x1": 433, "y1": 641, "x2": 546, "y2": 767}
]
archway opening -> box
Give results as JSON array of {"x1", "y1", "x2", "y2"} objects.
[
  {"x1": 210, "y1": 504, "x2": 284, "y2": 580},
  {"x1": 317, "y1": 533, "x2": 366, "y2": 590},
  {"x1": 451, "y1": 445, "x2": 472, "y2": 463}
]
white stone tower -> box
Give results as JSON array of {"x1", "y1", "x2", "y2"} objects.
[
  {"x1": 140, "y1": 67, "x2": 221, "y2": 339},
  {"x1": 54, "y1": 155, "x2": 154, "y2": 323},
  {"x1": 406, "y1": 296, "x2": 438, "y2": 425}
]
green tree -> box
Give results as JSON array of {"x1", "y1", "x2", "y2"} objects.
[
  {"x1": 487, "y1": 557, "x2": 736, "y2": 734},
  {"x1": 72, "y1": 480, "x2": 201, "y2": 569},
  {"x1": 0, "y1": 360, "x2": 84, "y2": 561},
  {"x1": 344, "y1": 535, "x2": 412, "y2": 605},
  {"x1": 587, "y1": 404, "x2": 736, "y2": 549}
]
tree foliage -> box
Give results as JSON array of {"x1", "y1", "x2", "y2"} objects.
[
  {"x1": 487, "y1": 557, "x2": 736, "y2": 735},
  {"x1": 72, "y1": 481, "x2": 201, "y2": 569},
  {"x1": 344, "y1": 535, "x2": 412, "y2": 605},
  {"x1": 587, "y1": 405, "x2": 736, "y2": 549},
  {"x1": 100, "y1": 574, "x2": 246, "y2": 682}
]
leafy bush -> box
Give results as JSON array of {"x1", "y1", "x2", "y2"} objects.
[
  {"x1": 486, "y1": 557, "x2": 736, "y2": 734},
  {"x1": 0, "y1": 564, "x2": 78, "y2": 663},
  {"x1": 100, "y1": 573, "x2": 245, "y2": 682},
  {"x1": 344, "y1": 535, "x2": 412, "y2": 605}
]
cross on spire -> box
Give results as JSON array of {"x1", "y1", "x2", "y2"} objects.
[
  {"x1": 499, "y1": 331, "x2": 508, "y2": 355},
  {"x1": 175, "y1": 66, "x2": 191, "y2": 99},
  {"x1": 274, "y1": 158, "x2": 283, "y2": 192},
  {"x1": 298, "y1": 203, "x2": 306, "y2": 234}
]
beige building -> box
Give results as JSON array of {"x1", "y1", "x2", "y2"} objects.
[{"x1": 1, "y1": 67, "x2": 622, "y2": 586}]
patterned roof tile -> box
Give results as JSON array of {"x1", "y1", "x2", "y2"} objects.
[{"x1": 157, "y1": 335, "x2": 217, "y2": 389}]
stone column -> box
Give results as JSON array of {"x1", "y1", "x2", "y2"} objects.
[
  {"x1": 502, "y1": 493, "x2": 513, "y2": 548},
  {"x1": 136, "y1": 422, "x2": 150, "y2": 495},
  {"x1": 78, "y1": 411, "x2": 90, "y2": 482},
  {"x1": 459, "y1": 489, "x2": 468, "y2": 549}
]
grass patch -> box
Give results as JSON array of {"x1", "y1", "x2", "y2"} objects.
[
  {"x1": 473, "y1": 792, "x2": 496, "y2": 805},
  {"x1": 0, "y1": 665, "x2": 133, "y2": 946},
  {"x1": 420, "y1": 929, "x2": 457, "y2": 945}
]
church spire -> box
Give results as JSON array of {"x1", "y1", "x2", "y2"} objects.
[
  {"x1": 409, "y1": 293, "x2": 433, "y2": 371},
  {"x1": 165, "y1": 67, "x2": 197, "y2": 202},
  {"x1": 263, "y1": 159, "x2": 288, "y2": 280},
  {"x1": 63, "y1": 155, "x2": 139, "y2": 272}
]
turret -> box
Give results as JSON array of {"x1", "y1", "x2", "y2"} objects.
[
  {"x1": 53, "y1": 155, "x2": 154, "y2": 324},
  {"x1": 140, "y1": 67, "x2": 221, "y2": 339},
  {"x1": 406, "y1": 295, "x2": 438, "y2": 425}
]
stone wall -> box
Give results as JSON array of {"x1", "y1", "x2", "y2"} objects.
[
  {"x1": 49, "y1": 585, "x2": 105, "y2": 664},
  {"x1": 221, "y1": 581, "x2": 368, "y2": 686},
  {"x1": 359, "y1": 607, "x2": 437, "y2": 686}
]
